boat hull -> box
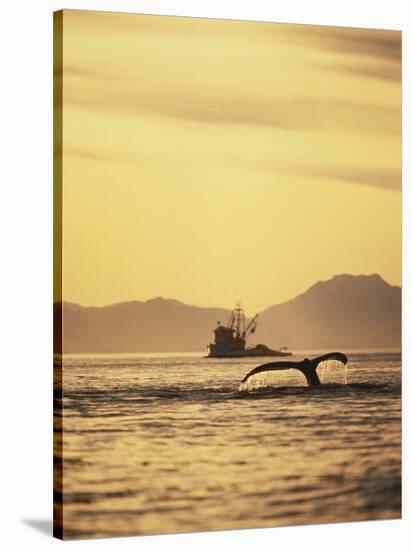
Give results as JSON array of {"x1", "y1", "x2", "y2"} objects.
[{"x1": 207, "y1": 348, "x2": 292, "y2": 358}]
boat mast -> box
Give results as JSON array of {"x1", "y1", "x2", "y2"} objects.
[
  {"x1": 234, "y1": 302, "x2": 244, "y2": 339},
  {"x1": 228, "y1": 302, "x2": 252, "y2": 340}
]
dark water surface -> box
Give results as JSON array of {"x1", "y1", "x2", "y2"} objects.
[{"x1": 55, "y1": 351, "x2": 401, "y2": 539}]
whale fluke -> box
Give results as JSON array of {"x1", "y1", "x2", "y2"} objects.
[{"x1": 240, "y1": 352, "x2": 348, "y2": 390}]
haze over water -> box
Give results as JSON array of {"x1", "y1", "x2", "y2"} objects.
[{"x1": 56, "y1": 350, "x2": 401, "y2": 539}]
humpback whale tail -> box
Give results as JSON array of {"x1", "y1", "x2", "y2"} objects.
[{"x1": 239, "y1": 352, "x2": 348, "y2": 392}]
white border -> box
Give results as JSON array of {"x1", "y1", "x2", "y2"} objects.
[{"x1": 0, "y1": 1, "x2": 410, "y2": 549}]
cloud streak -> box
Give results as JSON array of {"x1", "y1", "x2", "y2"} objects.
[
  {"x1": 64, "y1": 68, "x2": 400, "y2": 137},
  {"x1": 64, "y1": 146, "x2": 114, "y2": 162},
  {"x1": 294, "y1": 165, "x2": 401, "y2": 191},
  {"x1": 247, "y1": 159, "x2": 401, "y2": 192},
  {"x1": 62, "y1": 11, "x2": 401, "y2": 194},
  {"x1": 281, "y1": 25, "x2": 401, "y2": 62}
]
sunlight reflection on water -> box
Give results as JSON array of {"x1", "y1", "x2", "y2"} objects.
[{"x1": 56, "y1": 351, "x2": 401, "y2": 539}]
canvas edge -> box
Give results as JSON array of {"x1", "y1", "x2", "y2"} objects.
[{"x1": 53, "y1": 8, "x2": 64, "y2": 541}]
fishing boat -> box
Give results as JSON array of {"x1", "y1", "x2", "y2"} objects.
[{"x1": 207, "y1": 302, "x2": 292, "y2": 358}]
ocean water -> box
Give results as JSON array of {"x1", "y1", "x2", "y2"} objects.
[{"x1": 54, "y1": 351, "x2": 401, "y2": 539}]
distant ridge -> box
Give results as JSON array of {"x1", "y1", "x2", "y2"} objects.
[
  {"x1": 257, "y1": 274, "x2": 401, "y2": 350},
  {"x1": 55, "y1": 274, "x2": 401, "y2": 353}
]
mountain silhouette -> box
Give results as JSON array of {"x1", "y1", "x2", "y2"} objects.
[
  {"x1": 55, "y1": 274, "x2": 401, "y2": 353},
  {"x1": 257, "y1": 274, "x2": 401, "y2": 350}
]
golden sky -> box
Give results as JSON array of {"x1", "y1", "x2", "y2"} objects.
[{"x1": 59, "y1": 10, "x2": 401, "y2": 311}]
